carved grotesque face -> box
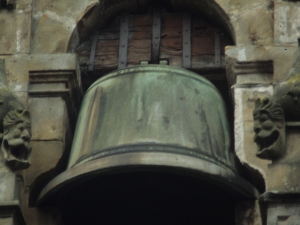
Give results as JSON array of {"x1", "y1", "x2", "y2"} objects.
[
  {"x1": 253, "y1": 98, "x2": 285, "y2": 160},
  {"x1": 1, "y1": 109, "x2": 31, "y2": 170}
]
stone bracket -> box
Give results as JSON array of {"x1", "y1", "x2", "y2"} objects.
[
  {"x1": 227, "y1": 60, "x2": 274, "y2": 87},
  {"x1": 28, "y1": 70, "x2": 82, "y2": 131},
  {"x1": 0, "y1": 200, "x2": 26, "y2": 225},
  {"x1": 260, "y1": 192, "x2": 300, "y2": 225}
]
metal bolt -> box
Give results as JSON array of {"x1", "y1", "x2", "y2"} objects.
[
  {"x1": 155, "y1": 36, "x2": 159, "y2": 39},
  {"x1": 185, "y1": 54, "x2": 189, "y2": 58},
  {"x1": 121, "y1": 61, "x2": 124, "y2": 64},
  {"x1": 122, "y1": 44, "x2": 125, "y2": 47}
]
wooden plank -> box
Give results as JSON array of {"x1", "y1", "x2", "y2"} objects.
[
  {"x1": 128, "y1": 39, "x2": 151, "y2": 64},
  {"x1": 76, "y1": 9, "x2": 233, "y2": 75}
]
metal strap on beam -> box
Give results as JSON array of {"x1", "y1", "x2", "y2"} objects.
[
  {"x1": 118, "y1": 13, "x2": 129, "y2": 69},
  {"x1": 151, "y1": 8, "x2": 161, "y2": 64},
  {"x1": 182, "y1": 12, "x2": 191, "y2": 68},
  {"x1": 88, "y1": 31, "x2": 98, "y2": 72},
  {"x1": 214, "y1": 28, "x2": 221, "y2": 68}
]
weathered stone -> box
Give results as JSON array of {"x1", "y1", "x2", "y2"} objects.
[
  {"x1": 267, "y1": 130, "x2": 300, "y2": 192},
  {"x1": 31, "y1": 0, "x2": 98, "y2": 53},
  {"x1": 226, "y1": 46, "x2": 298, "y2": 85},
  {"x1": 234, "y1": 86, "x2": 272, "y2": 188},
  {"x1": 22, "y1": 188, "x2": 64, "y2": 225},
  {"x1": 230, "y1": 4, "x2": 273, "y2": 46},
  {"x1": 267, "y1": 202, "x2": 300, "y2": 225},
  {"x1": 235, "y1": 201, "x2": 263, "y2": 225},
  {"x1": 0, "y1": 0, "x2": 32, "y2": 54},
  {"x1": 0, "y1": 172, "x2": 15, "y2": 201},
  {"x1": 2, "y1": 54, "x2": 78, "y2": 93},
  {"x1": 236, "y1": 74, "x2": 273, "y2": 85},
  {"x1": 0, "y1": 217, "x2": 13, "y2": 225},
  {"x1": 28, "y1": 97, "x2": 67, "y2": 141},
  {"x1": 274, "y1": 1, "x2": 300, "y2": 46},
  {"x1": 23, "y1": 141, "x2": 63, "y2": 186}
]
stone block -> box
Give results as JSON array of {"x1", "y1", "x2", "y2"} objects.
[
  {"x1": 0, "y1": 0, "x2": 32, "y2": 54},
  {"x1": 274, "y1": 1, "x2": 300, "y2": 46},
  {"x1": 0, "y1": 218, "x2": 13, "y2": 225},
  {"x1": 2, "y1": 54, "x2": 78, "y2": 93},
  {"x1": 22, "y1": 187, "x2": 63, "y2": 225},
  {"x1": 230, "y1": 4, "x2": 273, "y2": 46},
  {"x1": 235, "y1": 201, "x2": 263, "y2": 225},
  {"x1": 234, "y1": 86, "x2": 273, "y2": 188},
  {"x1": 226, "y1": 46, "x2": 298, "y2": 83},
  {"x1": 237, "y1": 74, "x2": 273, "y2": 85},
  {"x1": 31, "y1": 0, "x2": 98, "y2": 53},
  {"x1": 29, "y1": 97, "x2": 67, "y2": 141},
  {"x1": 0, "y1": 172, "x2": 16, "y2": 202},
  {"x1": 0, "y1": 200, "x2": 28, "y2": 225},
  {"x1": 267, "y1": 203, "x2": 300, "y2": 225},
  {"x1": 267, "y1": 130, "x2": 300, "y2": 192},
  {"x1": 23, "y1": 141, "x2": 63, "y2": 186},
  {"x1": 13, "y1": 92, "x2": 28, "y2": 109}
]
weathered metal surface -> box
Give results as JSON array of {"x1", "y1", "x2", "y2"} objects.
[
  {"x1": 182, "y1": 12, "x2": 191, "y2": 68},
  {"x1": 88, "y1": 32, "x2": 98, "y2": 72},
  {"x1": 118, "y1": 13, "x2": 129, "y2": 69},
  {"x1": 215, "y1": 28, "x2": 221, "y2": 67},
  {"x1": 68, "y1": 65, "x2": 233, "y2": 169},
  {"x1": 151, "y1": 8, "x2": 161, "y2": 63}
]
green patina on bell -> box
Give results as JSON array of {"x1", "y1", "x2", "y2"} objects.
[
  {"x1": 38, "y1": 65, "x2": 258, "y2": 205},
  {"x1": 68, "y1": 65, "x2": 232, "y2": 169}
]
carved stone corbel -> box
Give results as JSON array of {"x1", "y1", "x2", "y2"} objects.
[
  {"x1": 1, "y1": 108, "x2": 31, "y2": 170},
  {"x1": 0, "y1": 60, "x2": 31, "y2": 170},
  {"x1": 253, "y1": 98, "x2": 286, "y2": 160}
]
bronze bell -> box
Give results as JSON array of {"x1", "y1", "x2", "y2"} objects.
[{"x1": 38, "y1": 65, "x2": 258, "y2": 223}]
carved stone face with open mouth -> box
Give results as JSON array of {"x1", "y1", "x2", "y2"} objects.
[
  {"x1": 1, "y1": 109, "x2": 31, "y2": 170},
  {"x1": 253, "y1": 98, "x2": 285, "y2": 160}
]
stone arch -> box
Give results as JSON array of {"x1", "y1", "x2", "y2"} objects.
[
  {"x1": 67, "y1": 0, "x2": 235, "y2": 52},
  {"x1": 31, "y1": 0, "x2": 273, "y2": 54}
]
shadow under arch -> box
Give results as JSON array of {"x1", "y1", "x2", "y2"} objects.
[{"x1": 67, "y1": 0, "x2": 235, "y2": 52}]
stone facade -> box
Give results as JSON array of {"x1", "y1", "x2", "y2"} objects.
[{"x1": 1, "y1": 0, "x2": 300, "y2": 224}]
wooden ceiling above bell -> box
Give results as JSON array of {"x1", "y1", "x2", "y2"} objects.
[{"x1": 76, "y1": 7, "x2": 233, "y2": 79}]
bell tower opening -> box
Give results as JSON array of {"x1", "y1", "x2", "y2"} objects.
[{"x1": 36, "y1": 2, "x2": 261, "y2": 225}]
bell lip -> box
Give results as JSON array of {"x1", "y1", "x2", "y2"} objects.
[{"x1": 37, "y1": 152, "x2": 260, "y2": 206}]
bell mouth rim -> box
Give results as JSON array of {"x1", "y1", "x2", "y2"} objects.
[{"x1": 37, "y1": 151, "x2": 259, "y2": 206}]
